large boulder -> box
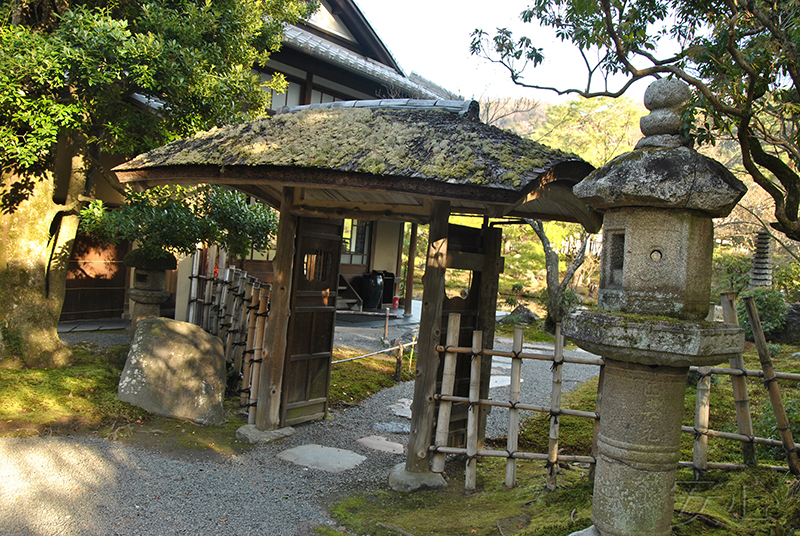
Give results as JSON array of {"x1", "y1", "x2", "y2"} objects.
[{"x1": 118, "y1": 318, "x2": 226, "y2": 425}]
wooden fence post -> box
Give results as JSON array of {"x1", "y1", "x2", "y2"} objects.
[
  {"x1": 693, "y1": 367, "x2": 712, "y2": 479},
  {"x1": 432, "y1": 313, "x2": 461, "y2": 474},
  {"x1": 743, "y1": 296, "x2": 800, "y2": 476},
  {"x1": 248, "y1": 295, "x2": 269, "y2": 425},
  {"x1": 547, "y1": 323, "x2": 565, "y2": 492},
  {"x1": 720, "y1": 291, "x2": 758, "y2": 465},
  {"x1": 465, "y1": 330, "x2": 483, "y2": 493},
  {"x1": 505, "y1": 324, "x2": 524, "y2": 489}
]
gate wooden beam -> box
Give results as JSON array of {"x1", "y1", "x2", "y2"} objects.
[
  {"x1": 256, "y1": 187, "x2": 298, "y2": 430},
  {"x1": 406, "y1": 199, "x2": 450, "y2": 473}
]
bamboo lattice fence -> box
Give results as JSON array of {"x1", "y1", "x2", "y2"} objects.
[
  {"x1": 185, "y1": 247, "x2": 272, "y2": 419},
  {"x1": 431, "y1": 294, "x2": 800, "y2": 492}
]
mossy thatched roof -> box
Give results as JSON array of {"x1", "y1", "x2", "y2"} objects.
[{"x1": 114, "y1": 102, "x2": 601, "y2": 230}]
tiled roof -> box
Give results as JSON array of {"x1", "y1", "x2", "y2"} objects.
[
  {"x1": 282, "y1": 25, "x2": 451, "y2": 100},
  {"x1": 277, "y1": 99, "x2": 479, "y2": 119}
]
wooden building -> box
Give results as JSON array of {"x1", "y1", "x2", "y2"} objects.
[{"x1": 61, "y1": 0, "x2": 454, "y2": 321}]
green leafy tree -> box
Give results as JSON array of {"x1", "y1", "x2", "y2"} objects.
[
  {"x1": 471, "y1": 0, "x2": 800, "y2": 243},
  {"x1": 530, "y1": 97, "x2": 644, "y2": 168},
  {"x1": 79, "y1": 185, "x2": 277, "y2": 262},
  {"x1": 0, "y1": 0, "x2": 316, "y2": 367}
]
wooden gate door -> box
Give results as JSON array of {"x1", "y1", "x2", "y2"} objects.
[{"x1": 280, "y1": 217, "x2": 344, "y2": 426}]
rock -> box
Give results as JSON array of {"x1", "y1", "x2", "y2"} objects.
[
  {"x1": 766, "y1": 303, "x2": 800, "y2": 344},
  {"x1": 388, "y1": 462, "x2": 447, "y2": 492},
  {"x1": 643, "y1": 78, "x2": 692, "y2": 111},
  {"x1": 118, "y1": 317, "x2": 226, "y2": 425},
  {"x1": 791, "y1": 352, "x2": 800, "y2": 359},
  {"x1": 236, "y1": 424, "x2": 295, "y2": 444},
  {"x1": 498, "y1": 304, "x2": 538, "y2": 325}
]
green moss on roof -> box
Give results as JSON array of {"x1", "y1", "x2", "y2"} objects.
[{"x1": 118, "y1": 107, "x2": 581, "y2": 190}]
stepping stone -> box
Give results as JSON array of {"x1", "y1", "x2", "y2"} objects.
[
  {"x1": 373, "y1": 422, "x2": 411, "y2": 434},
  {"x1": 357, "y1": 435, "x2": 404, "y2": 454},
  {"x1": 277, "y1": 444, "x2": 366, "y2": 473},
  {"x1": 388, "y1": 398, "x2": 412, "y2": 418},
  {"x1": 236, "y1": 424, "x2": 295, "y2": 445}
]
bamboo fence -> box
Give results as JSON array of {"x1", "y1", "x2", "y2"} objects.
[
  {"x1": 431, "y1": 294, "x2": 800, "y2": 492},
  {"x1": 185, "y1": 248, "x2": 272, "y2": 416}
]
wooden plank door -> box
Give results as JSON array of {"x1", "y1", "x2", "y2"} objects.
[{"x1": 280, "y1": 217, "x2": 343, "y2": 426}]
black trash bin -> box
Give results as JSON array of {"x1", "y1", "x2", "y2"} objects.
[{"x1": 360, "y1": 271, "x2": 383, "y2": 310}]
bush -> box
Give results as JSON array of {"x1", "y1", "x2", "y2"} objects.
[
  {"x1": 775, "y1": 260, "x2": 800, "y2": 303},
  {"x1": 737, "y1": 288, "x2": 789, "y2": 339},
  {"x1": 712, "y1": 248, "x2": 751, "y2": 297}
]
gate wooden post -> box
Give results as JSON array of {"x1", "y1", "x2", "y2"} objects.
[
  {"x1": 256, "y1": 188, "x2": 298, "y2": 431},
  {"x1": 720, "y1": 291, "x2": 757, "y2": 465},
  {"x1": 406, "y1": 200, "x2": 450, "y2": 473}
]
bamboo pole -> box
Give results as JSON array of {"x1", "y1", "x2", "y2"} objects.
[
  {"x1": 743, "y1": 296, "x2": 800, "y2": 475},
  {"x1": 231, "y1": 277, "x2": 255, "y2": 389},
  {"x1": 224, "y1": 270, "x2": 246, "y2": 364},
  {"x1": 589, "y1": 363, "x2": 605, "y2": 483},
  {"x1": 720, "y1": 291, "x2": 758, "y2": 465},
  {"x1": 547, "y1": 324, "x2": 565, "y2": 492},
  {"x1": 248, "y1": 295, "x2": 269, "y2": 425},
  {"x1": 240, "y1": 285, "x2": 261, "y2": 408},
  {"x1": 436, "y1": 345, "x2": 604, "y2": 367},
  {"x1": 432, "y1": 313, "x2": 462, "y2": 474},
  {"x1": 465, "y1": 330, "x2": 483, "y2": 493},
  {"x1": 693, "y1": 366, "x2": 712, "y2": 479},
  {"x1": 504, "y1": 324, "x2": 524, "y2": 489},
  {"x1": 187, "y1": 248, "x2": 202, "y2": 324},
  {"x1": 202, "y1": 245, "x2": 217, "y2": 332}
]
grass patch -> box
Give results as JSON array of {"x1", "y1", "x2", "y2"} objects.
[
  {"x1": 329, "y1": 346, "x2": 415, "y2": 408},
  {"x1": 0, "y1": 344, "x2": 145, "y2": 435},
  {"x1": 326, "y1": 457, "x2": 593, "y2": 536}
]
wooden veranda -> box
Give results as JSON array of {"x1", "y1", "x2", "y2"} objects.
[{"x1": 113, "y1": 99, "x2": 602, "y2": 474}]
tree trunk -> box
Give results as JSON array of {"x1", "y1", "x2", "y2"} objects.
[
  {"x1": 526, "y1": 219, "x2": 588, "y2": 334},
  {"x1": 0, "y1": 138, "x2": 88, "y2": 367}
]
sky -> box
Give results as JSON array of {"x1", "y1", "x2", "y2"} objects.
[{"x1": 353, "y1": 0, "x2": 650, "y2": 104}]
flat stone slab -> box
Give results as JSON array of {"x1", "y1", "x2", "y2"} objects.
[
  {"x1": 235, "y1": 425, "x2": 295, "y2": 445},
  {"x1": 388, "y1": 398, "x2": 412, "y2": 419},
  {"x1": 357, "y1": 435, "x2": 404, "y2": 454},
  {"x1": 388, "y1": 462, "x2": 447, "y2": 492},
  {"x1": 373, "y1": 422, "x2": 411, "y2": 434},
  {"x1": 277, "y1": 444, "x2": 366, "y2": 473}
]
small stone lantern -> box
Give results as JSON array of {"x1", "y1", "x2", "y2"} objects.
[
  {"x1": 124, "y1": 249, "x2": 176, "y2": 334},
  {"x1": 563, "y1": 78, "x2": 747, "y2": 536}
]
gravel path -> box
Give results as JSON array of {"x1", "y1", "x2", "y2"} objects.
[{"x1": 1, "y1": 327, "x2": 598, "y2": 535}]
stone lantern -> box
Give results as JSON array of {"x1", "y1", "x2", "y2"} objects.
[
  {"x1": 563, "y1": 78, "x2": 747, "y2": 536},
  {"x1": 124, "y1": 249, "x2": 176, "y2": 334}
]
